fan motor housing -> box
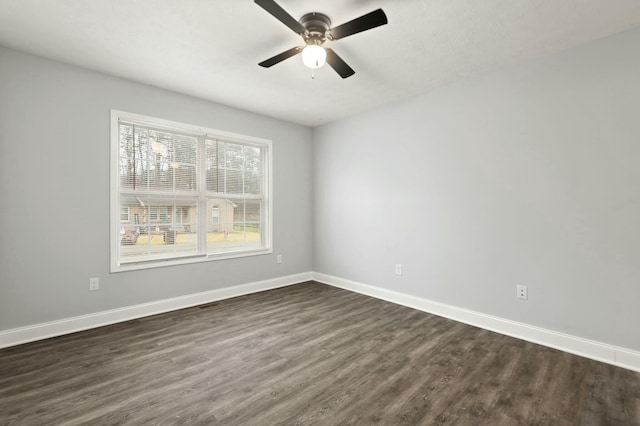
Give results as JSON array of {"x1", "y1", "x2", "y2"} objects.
[{"x1": 300, "y1": 12, "x2": 331, "y2": 42}]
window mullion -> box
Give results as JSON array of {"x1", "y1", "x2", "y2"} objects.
[
  {"x1": 242, "y1": 145, "x2": 247, "y2": 245},
  {"x1": 223, "y1": 142, "x2": 227, "y2": 194},
  {"x1": 262, "y1": 145, "x2": 269, "y2": 248},
  {"x1": 197, "y1": 136, "x2": 208, "y2": 254}
]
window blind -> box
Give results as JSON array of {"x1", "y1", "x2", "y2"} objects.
[{"x1": 112, "y1": 111, "x2": 271, "y2": 271}]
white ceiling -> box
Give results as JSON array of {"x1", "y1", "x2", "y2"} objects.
[{"x1": 1, "y1": 0, "x2": 640, "y2": 127}]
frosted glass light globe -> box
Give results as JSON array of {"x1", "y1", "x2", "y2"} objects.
[{"x1": 301, "y1": 45, "x2": 326, "y2": 69}]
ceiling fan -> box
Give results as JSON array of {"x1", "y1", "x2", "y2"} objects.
[{"x1": 255, "y1": 0, "x2": 388, "y2": 78}]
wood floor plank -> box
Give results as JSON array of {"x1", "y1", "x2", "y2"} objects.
[{"x1": 1, "y1": 281, "x2": 639, "y2": 425}]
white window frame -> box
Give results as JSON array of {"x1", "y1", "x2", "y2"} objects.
[{"x1": 110, "y1": 110, "x2": 272, "y2": 272}]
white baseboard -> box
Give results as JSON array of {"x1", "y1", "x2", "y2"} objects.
[
  {"x1": 3, "y1": 271, "x2": 639, "y2": 373},
  {"x1": 0, "y1": 272, "x2": 313, "y2": 349},
  {"x1": 313, "y1": 272, "x2": 640, "y2": 373}
]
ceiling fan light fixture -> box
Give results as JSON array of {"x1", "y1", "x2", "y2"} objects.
[
  {"x1": 301, "y1": 44, "x2": 326, "y2": 69},
  {"x1": 255, "y1": 0, "x2": 387, "y2": 78}
]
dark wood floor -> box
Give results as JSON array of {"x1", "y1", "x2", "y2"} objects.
[{"x1": 1, "y1": 282, "x2": 639, "y2": 425}]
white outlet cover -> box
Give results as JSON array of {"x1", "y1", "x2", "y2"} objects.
[
  {"x1": 516, "y1": 285, "x2": 528, "y2": 300},
  {"x1": 395, "y1": 264, "x2": 402, "y2": 275},
  {"x1": 89, "y1": 277, "x2": 99, "y2": 291}
]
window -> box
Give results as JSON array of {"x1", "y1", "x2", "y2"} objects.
[
  {"x1": 175, "y1": 207, "x2": 189, "y2": 225},
  {"x1": 111, "y1": 110, "x2": 272, "y2": 271},
  {"x1": 149, "y1": 206, "x2": 168, "y2": 222},
  {"x1": 120, "y1": 206, "x2": 130, "y2": 222},
  {"x1": 212, "y1": 206, "x2": 220, "y2": 225}
]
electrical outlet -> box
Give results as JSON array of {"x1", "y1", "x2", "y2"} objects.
[
  {"x1": 276, "y1": 254, "x2": 282, "y2": 264},
  {"x1": 395, "y1": 264, "x2": 402, "y2": 276},
  {"x1": 516, "y1": 285, "x2": 528, "y2": 300},
  {"x1": 89, "y1": 277, "x2": 100, "y2": 291}
]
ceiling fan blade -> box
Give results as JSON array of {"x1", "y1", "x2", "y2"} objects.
[
  {"x1": 329, "y1": 9, "x2": 388, "y2": 40},
  {"x1": 325, "y1": 48, "x2": 355, "y2": 79},
  {"x1": 259, "y1": 46, "x2": 303, "y2": 68},
  {"x1": 254, "y1": 0, "x2": 305, "y2": 35}
]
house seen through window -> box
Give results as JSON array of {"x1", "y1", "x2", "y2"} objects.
[{"x1": 111, "y1": 110, "x2": 272, "y2": 271}]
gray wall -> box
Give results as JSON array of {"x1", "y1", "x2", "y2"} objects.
[
  {"x1": 3, "y1": 27, "x2": 640, "y2": 354},
  {"x1": 0, "y1": 47, "x2": 313, "y2": 330},
  {"x1": 313, "y1": 28, "x2": 640, "y2": 351}
]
